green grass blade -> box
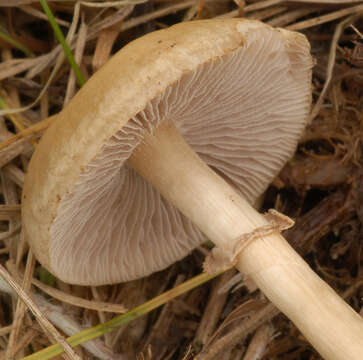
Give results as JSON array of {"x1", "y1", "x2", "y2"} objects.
[
  {"x1": 22, "y1": 272, "x2": 221, "y2": 360},
  {"x1": 0, "y1": 28, "x2": 34, "y2": 57},
  {"x1": 40, "y1": 0, "x2": 86, "y2": 87}
]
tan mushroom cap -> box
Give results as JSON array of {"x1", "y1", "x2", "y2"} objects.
[{"x1": 22, "y1": 19, "x2": 312, "y2": 285}]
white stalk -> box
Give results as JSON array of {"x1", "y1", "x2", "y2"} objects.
[{"x1": 129, "y1": 120, "x2": 363, "y2": 360}]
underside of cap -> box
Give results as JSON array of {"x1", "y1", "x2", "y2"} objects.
[{"x1": 22, "y1": 19, "x2": 313, "y2": 285}]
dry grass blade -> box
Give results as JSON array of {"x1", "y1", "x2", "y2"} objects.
[
  {"x1": 0, "y1": 50, "x2": 64, "y2": 117},
  {"x1": 32, "y1": 278, "x2": 127, "y2": 313},
  {"x1": 64, "y1": 19, "x2": 88, "y2": 105},
  {"x1": 0, "y1": 204, "x2": 21, "y2": 220},
  {"x1": 0, "y1": 3, "x2": 83, "y2": 118},
  {"x1": 0, "y1": 27, "x2": 34, "y2": 58},
  {"x1": 19, "y1": 273, "x2": 220, "y2": 360},
  {"x1": 0, "y1": 325, "x2": 12, "y2": 336},
  {"x1": 118, "y1": 0, "x2": 195, "y2": 31},
  {"x1": 194, "y1": 269, "x2": 237, "y2": 347},
  {"x1": 0, "y1": 226, "x2": 21, "y2": 242},
  {"x1": 86, "y1": 4, "x2": 135, "y2": 37},
  {"x1": 33, "y1": 294, "x2": 120, "y2": 360},
  {"x1": 0, "y1": 99, "x2": 24, "y2": 132},
  {"x1": 6, "y1": 251, "x2": 37, "y2": 359},
  {"x1": 218, "y1": 0, "x2": 284, "y2": 18},
  {"x1": 197, "y1": 302, "x2": 279, "y2": 360},
  {"x1": 290, "y1": 0, "x2": 363, "y2": 3},
  {"x1": 243, "y1": 324, "x2": 274, "y2": 360},
  {"x1": 12, "y1": 330, "x2": 41, "y2": 359},
  {"x1": 0, "y1": 258, "x2": 81, "y2": 360},
  {"x1": 244, "y1": 0, "x2": 284, "y2": 13},
  {"x1": 268, "y1": 7, "x2": 315, "y2": 27},
  {"x1": 247, "y1": 6, "x2": 287, "y2": 21},
  {"x1": 19, "y1": 5, "x2": 70, "y2": 27},
  {"x1": 0, "y1": 115, "x2": 54, "y2": 152},
  {"x1": 90, "y1": 286, "x2": 112, "y2": 347},
  {"x1": 92, "y1": 17, "x2": 123, "y2": 72},
  {"x1": 80, "y1": 0, "x2": 147, "y2": 7},
  {"x1": 1, "y1": 262, "x2": 118, "y2": 359},
  {"x1": 0, "y1": 135, "x2": 33, "y2": 168},
  {"x1": 0, "y1": 0, "x2": 67, "y2": 4},
  {"x1": 0, "y1": 58, "x2": 39, "y2": 81},
  {"x1": 140, "y1": 274, "x2": 186, "y2": 358},
  {"x1": 287, "y1": 4, "x2": 363, "y2": 30},
  {"x1": 0, "y1": 247, "x2": 10, "y2": 254},
  {"x1": 3, "y1": 164, "x2": 25, "y2": 187},
  {"x1": 309, "y1": 14, "x2": 362, "y2": 122}
]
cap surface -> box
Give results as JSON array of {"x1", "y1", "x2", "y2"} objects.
[{"x1": 22, "y1": 19, "x2": 313, "y2": 285}]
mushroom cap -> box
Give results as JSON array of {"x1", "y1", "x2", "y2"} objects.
[{"x1": 22, "y1": 19, "x2": 312, "y2": 285}]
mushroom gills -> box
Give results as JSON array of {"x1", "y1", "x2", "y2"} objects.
[{"x1": 50, "y1": 27, "x2": 309, "y2": 285}]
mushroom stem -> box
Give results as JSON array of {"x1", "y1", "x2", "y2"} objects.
[{"x1": 129, "y1": 120, "x2": 363, "y2": 360}]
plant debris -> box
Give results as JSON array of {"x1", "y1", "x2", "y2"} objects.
[{"x1": 0, "y1": 1, "x2": 362, "y2": 359}]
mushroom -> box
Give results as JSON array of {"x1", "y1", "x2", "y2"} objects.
[{"x1": 22, "y1": 19, "x2": 363, "y2": 359}]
